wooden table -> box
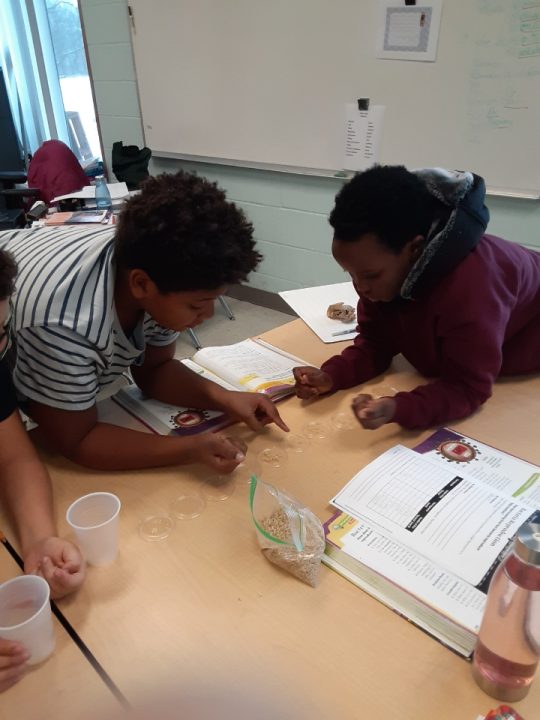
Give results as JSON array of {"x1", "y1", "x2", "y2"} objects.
[
  {"x1": 3, "y1": 319, "x2": 540, "y2": 718},
  {"x1": 0, "y1": 542, "x2": 120, "y2": 720}
]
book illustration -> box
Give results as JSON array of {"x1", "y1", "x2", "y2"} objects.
[
  {"x1": 171, "y1": 409, "x2": 219, "y2": 431},
  {"x1": 113, "y1": 386, "x2": 230, "y2": 437},
  {"x1": 414, "y1": 428, "x2": 540, "y2": 505}
]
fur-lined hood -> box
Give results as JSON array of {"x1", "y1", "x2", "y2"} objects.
[{"x1": 400, "y1": 168, "x2": 490, "y2": 299}]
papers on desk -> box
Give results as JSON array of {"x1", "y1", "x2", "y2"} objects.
[
  {"x1": 324, "y1": 429, "x2": 540, "y2": 657},
  {"x1": 279, "y1": 282, "x2": 358, "y2": 343},
  {"x1": 52, "y1": 182, "x2": 129, "y2": 203}
]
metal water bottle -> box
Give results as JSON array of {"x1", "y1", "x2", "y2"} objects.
[
  {"x1": 472, "y1": 517, "x2": 540, "y2": 701},
  {"x1": 94, "y1": 175, "x2": 112, "y2": 210}
]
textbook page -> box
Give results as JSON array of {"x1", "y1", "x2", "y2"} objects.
[
  {"x1": 414, "y1": 428, "x2": 540, "y2": 507},
  {"x1": 192, "y1": 339, "x2": 299, "y2": 395},
  {"x1": 331, "y1": 446, "x2": 533, "y2": 588},
  {"x1": 279, "y1": 282, "x2": 358, "y2": 343},
  {"x1": 181, "y1": 358, "x2": 237, "y2": 391},
  {"x1": 325, "y1": 512, "x2": 485, "y2": 634}
]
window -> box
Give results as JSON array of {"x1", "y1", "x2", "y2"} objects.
[
  {"x1": 0, "y1": 0, "x2": 101, "y2": 165},
  {"x1": 43, "y1": 0, "x2": 100, "y2": 162}
]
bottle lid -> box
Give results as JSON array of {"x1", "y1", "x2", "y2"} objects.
[{"x1": 514, "y1": 516, "x2": 540, "y2": 565}]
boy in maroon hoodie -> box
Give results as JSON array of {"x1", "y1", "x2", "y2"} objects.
[{"x1": 293, "y1": 165, "x2": 540, "y2": 430}]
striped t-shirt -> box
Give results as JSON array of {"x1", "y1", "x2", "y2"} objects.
[{"x1": 0, "y1": 226, "x2": 178, "y2": 411}]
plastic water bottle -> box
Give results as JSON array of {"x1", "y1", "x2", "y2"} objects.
[
  {"x1": 94, "y1": 175, "x2": 112, "y2": 210},
  {"x1": 472, "y1": 515, "x2": 540, "y2": 701}
]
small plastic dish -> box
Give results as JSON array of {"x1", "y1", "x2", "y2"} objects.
[
  {"x1": 331, "y1": 411, "x2": 357, "y2": 432},
  {"x1": 230, "y1": 457, "x2": 263, "y2": 485},
  {"x1": 302, "y1": 420, "x2": 329, "y2": 440},
  {"x1": 286, "y1": 433, "x2": 310, "y2": 453},
  {"x1": 258, "y1": 446, "x2": 288, "y2": 469},
  {"x1": 201, "y1": 476, "x2": 236, "y2": 502},
  {"x1": 170, "y1": 493, "x2": 206, "y2": 520},
  {"x1": 138, "y1": 514, "x2": 175, "y2": 542}
]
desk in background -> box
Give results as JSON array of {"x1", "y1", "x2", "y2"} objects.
[{"x1": 2, "y1": 319, "x2": 539, "y2": 718}]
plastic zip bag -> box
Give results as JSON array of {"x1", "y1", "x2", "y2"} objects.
[{"x1": 250, "y1": 476, "x2": 325, "y2": 587}]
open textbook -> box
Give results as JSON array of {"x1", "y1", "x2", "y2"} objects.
[
  {"x1": 324, "y1": 429, "x2": 540, "y2": 657},
  {"x1": 112, "y1": 339, "x2": 303, "y2": 436}
]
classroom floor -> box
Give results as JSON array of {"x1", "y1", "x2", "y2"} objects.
[{"x1": 174, "y1": 296, "x2": 294, "y2": 358}]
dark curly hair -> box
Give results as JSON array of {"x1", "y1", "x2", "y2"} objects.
[
  {"x1": 0, "y1": 249, "x2": 17, "y2": 300},
  {"x1": 114, "y1": 171, "x2": 261, "y2": 292},
  {"x1": 329, "y1": 165, "x2": 447, "y2": 253}
]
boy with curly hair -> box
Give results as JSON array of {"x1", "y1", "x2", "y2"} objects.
[
  {"x1": 294, "y1": 165, "x2": 540, "y2": 430},
  {"x1": 0, "y1": 171, "x2": 287, "y2": 471}
]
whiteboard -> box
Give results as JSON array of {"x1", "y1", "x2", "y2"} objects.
[{"x1": 129, "y1": 0, "x2": 540, "y2": 193}]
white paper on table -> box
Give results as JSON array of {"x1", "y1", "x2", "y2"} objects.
[
  {"x1": 52, "y1": 182, "x2": 129, "y2": 202},
  {"x1": 376, "y1": 1, "x2": 442, "y2": 62},
  {"x1": 279, "y1": 282, "x2": 359, "y2": 343},
  {"x1": 343, "y1": 104, "x2": 385, "y2": 172}
]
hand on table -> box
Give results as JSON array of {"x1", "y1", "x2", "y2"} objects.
[
  {"x1": 351, "y1": 394, "x2": 396, "y2": 430},
  {"x1": 23, "y1": 537, "x2": 86, "y2": 599},
  {"x1": 221, "y1": 391, "x2": 289, "y2": 432},
  {"x1": 0, "y1": 638, "x2": 29, "y2": 692},
  {"x1": 293, "y1": 366, "x2": 333, "y2": 399},
  {"x1": 193, "y1": 433, "x2": 250, "y2": 473}
]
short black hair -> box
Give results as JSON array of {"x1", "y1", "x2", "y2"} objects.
[
  {"x1": 329, "y1": 165, "x2": 446, "y2": 253},
  {"x1": 0, "y1": 249, "x2": 17, "y2": 300},
  {"x1": 114, "y1": 171, "x2": 261, "y2": 292}
]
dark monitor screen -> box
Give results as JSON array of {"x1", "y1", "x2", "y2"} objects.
[{"x1": 0, "y1": 68, "x2": 25, "y2": 173}]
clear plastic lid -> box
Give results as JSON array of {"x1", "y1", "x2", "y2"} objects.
[
  {"x1": 331, "y1": 411, "x2": 357, "y2": 431},
  {"x1": 201, "y1": 476, "x2": 235, "y2": 501},
  {"x1": 286, "y1": 433, "x2": 310, "y2": 453},
  {"x1": 302, "y1": 420, "x2": 329, "y2": 440},
  {"x1": 230, "y1": 457, "x2": 263, "y2": 485},
  {"x1": 258, "y1": 446, "x2": 288, "y2": 469},
  {"x1": 170, "y1": 493, "x2": 206, "y2": 520},
  {"x1": 139, "y1": 514, "x2": 175, "y2": 541}
]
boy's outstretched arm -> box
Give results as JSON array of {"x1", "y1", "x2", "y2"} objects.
[
  {"x1": 294, "y1": 297, "x2": 397, "y2": 397},
  {"x1": 28, "y1": 400, "x2": 249, "y2": 472},
  {"x1": 131, "y1": 342, "x2": 288, "y2": 432}
]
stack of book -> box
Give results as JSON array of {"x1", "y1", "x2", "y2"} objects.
[{"x1": 323, "y1": 428, "x2": 540, "y2": 657}]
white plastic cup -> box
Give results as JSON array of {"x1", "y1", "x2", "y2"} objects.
[
  {"x1": 66, "y1": 492, "x2": 121, "y2": 566},
  {"x1": 0, "y1": 575, "x2": 55, "y2": 665}
]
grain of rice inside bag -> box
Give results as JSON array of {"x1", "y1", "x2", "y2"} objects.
[{"x1": 250, "y1": 476, "x2": 325, "y2": 587}]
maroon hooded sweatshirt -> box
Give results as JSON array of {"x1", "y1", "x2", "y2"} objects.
[{"x1": 321, "y1": 170, "x2": 540, "y2": 429}]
